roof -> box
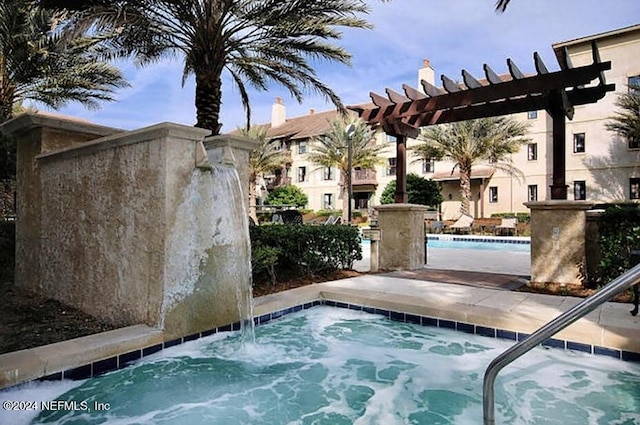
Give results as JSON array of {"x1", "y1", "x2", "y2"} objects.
[
  {"x1": 552, "y1": 24, "x2": 640, "y2": 66},
  {"x1": 430, "y1": 166, "x2": 495, "y2": 182}
]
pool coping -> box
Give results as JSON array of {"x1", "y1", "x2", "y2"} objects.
[{"x1": 1, "y1": 275, "x2": 638, "y2": 391}]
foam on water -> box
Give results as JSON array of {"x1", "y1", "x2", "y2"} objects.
[{"x1": 1, "y1": 307, "x2": 638, "y2": 425}]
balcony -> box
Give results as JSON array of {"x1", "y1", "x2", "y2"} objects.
[
  {"x1": 265, "y1": 176, "x2": 292, "y2": 191},
  {"x1": 340, "y1": 169, "x2": 378, "y2": 189}
]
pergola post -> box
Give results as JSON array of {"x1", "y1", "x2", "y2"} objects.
[
  {"x1": 549, "y1": 94, "x2": 568, "y2": 199},
  {"x1": 394, "y1": 134, "x2": 407, "y2": 203}
]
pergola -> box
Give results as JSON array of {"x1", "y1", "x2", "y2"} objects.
[{"x1": 348, "y1": 41, "x2": 615, "y2": 203}]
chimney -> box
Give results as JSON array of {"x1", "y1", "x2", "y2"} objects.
[
  {"x1": 271, "y1": 97, "x2": 286, "y2": 127},
  {"x1": 309, "y1": 108, "x2": 315, "y2": 115},
  {"x1": 418, "y1": 58, "x2": 435, "y2": 93}
]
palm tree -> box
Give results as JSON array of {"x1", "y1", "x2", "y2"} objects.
[
  {"x1": 605, "y1": 82, "x2": 640, "y2": 148},
  {"x1": 0, "y1": 2, "x2": 128, "y2": 122},
  {"x1": 495, "y1": 0, "x2": 511, "y2": 12},
  {"x1": 239, "y1": 125, "x2": 287, "y2": 222},
  {"x1": 307, "y1": 117, "x2": 386, "y2": 223},
  {"x1": 413, "y1": 117, "x2": 529, "y2": 216},
  {"x1": 63, "y1": 0, "x2": 372, "y2": 134}
]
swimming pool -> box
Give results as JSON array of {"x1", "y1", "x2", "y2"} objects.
[
  {"x1": 3, "y1": 307, "x2": 638, "y2": 424},
  {"x1": 427, "y1": 237, "x2": 530, "y2": 252}
]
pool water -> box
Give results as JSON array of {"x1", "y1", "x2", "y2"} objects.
[
  {"x1": 3, "y1": 307, "x2": 639, "y2": 424},
  {"x1": 427, "y1": 239, "x2": 530, "y2": 252}
]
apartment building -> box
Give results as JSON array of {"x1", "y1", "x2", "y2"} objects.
[{"x1": 251, "y1": 24, "x2": 640, "y2": 219}]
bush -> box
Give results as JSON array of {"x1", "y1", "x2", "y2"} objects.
[
  {"x1": 491, "y1": 212, "x2": 531, "y2": 224},
  {"x1": 265, "y1": 185, "x2": 308, "y2": 208},
  {"x1": 0, "y1": 221, "x2": 15, "y2": 283},
  {"x1": 594, "y1": 204, "x2": 640, "y2": 286},
  {"x1": 250, "y1": 224, "x2": 361, "y2": 286},
  {"x1": 380, "y1": 173, "x2": 442, "y2": 206}
]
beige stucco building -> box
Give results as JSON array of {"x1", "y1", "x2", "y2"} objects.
[{"x1": 250, "y1": 25, "x2": 640, "y2": 220}]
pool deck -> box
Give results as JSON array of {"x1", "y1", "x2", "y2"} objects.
[{"x1": 2, "y1": 252, "x2": 639, "y2": 391}]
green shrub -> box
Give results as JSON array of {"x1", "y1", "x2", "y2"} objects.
[
  {"x1": 250, "y1": 224, "x2": 361, "y2": 286},
  {"x1": 380, "y1": 173, "x2": 442, "y2": 206},
  {"x1": 595, "y1": 204, "x2": 640, "y2": 286},
  {"x1": 0, "y1": 221, "x2": 15, "y2": 283},
  {"x1": 490, "y1": 212, "x2": 531, "y2": 224},
  {"x1": 265, "y1": 185, "x2": 308, "y2": 208}
]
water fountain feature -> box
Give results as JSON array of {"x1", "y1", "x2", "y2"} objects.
[{"x1": 0, "y1": 114, "x2": 259, "y2": 388}]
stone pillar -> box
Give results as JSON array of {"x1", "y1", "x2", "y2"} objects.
[
  {"x1": 525, "y1": 201, "x2": 594, "y2": 286},
  {"x1": 362, "y1": 227, "x2": 381, "y2": 272},
  {"x1": 375, "y1": 204, "x2": 428, "y2": 270},
  {"x1": 204, "y1": 134, "x2": 260, "y2": 213}
]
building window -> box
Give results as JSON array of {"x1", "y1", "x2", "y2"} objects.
[
  {"x1": 629, "y1": 75, "x2": 640, "y2": 93},
  {"x1": 527, "y1": 143, "x2": 537, "y2": 161},
  {"x1": 323, "y1": 193, "x2": 333, "y2": 209},
  {"x1": 630, "y1": 178, "x2": 640, "y2": 200},
  {"x1": 323, "y1": 166, "x2": 333, "y2": 181},
  {"x1": 386, "y1": 134, "x2": 397, "y2": 143},
  {"x1": 573, "y1": 133, "x2": 585, "y2": 153},
  {"x1": 528, "y1": 185, "x2": 538, "y2": 202},
  {"x1": 297, "y1": 141, "x2": 307, "y2": 154},
  {"x1": 527, "y1": 110, "x2": 538, "y2": 120},
  {"x1": 297, "y1": 166, "x2": 306, "y2": 182},
  {"x1": 422, "y1": 158, "x2": 435, "y2": 173},
  {"x1": 574, "y1": 181, "x2": 586, "y2": 200},
  {"x1": 489, "y1": 186, "x2": 498, "y2": 203},
  {"x1": 387, "y1": 158, "x2": 397, "y2": 176}
]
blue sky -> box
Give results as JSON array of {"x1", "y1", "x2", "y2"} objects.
[{"x1": 52, "y1": 0, "x2": 639, "y2": 133}]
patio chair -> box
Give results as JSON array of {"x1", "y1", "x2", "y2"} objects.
[
  {"x1": 429, "y1": 221, "x2": 444, "y2": 234},
  {"x1": 448, "y1": 214, "x2": 474, "y2": 234},
  {"x1": 495, "y1": 217, "x2": 518, "y2": 236},
  {"x1": 323, "y1": 215, "x2": 337, "y2": 225}
]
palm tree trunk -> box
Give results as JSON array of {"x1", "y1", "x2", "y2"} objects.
[
  {"x1": 341, "y1": 170, "x2": 349, "y2": 224},
  {"x1": 248, "y1": 176, "x2": 258, "y2": 223},
  {"x1": 0, "y1": 61, "x2": 15, "y2": 122},
  {"x1": 459, "y1": 165, "x2": 472, "y2": 216},
  {"x1": 194, "y1": 72, "x2": 223, "y2": 134}
]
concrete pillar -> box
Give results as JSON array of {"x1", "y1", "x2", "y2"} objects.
[
  {"x1": 375, "y1": 204, "x2": 428, "y2": 270},
  {"x1": 525, "y1": 201, "x2": 594, "y2": 286},
  {"x1": 362, "y1": 227, "x2": 381, "y2": 272}
]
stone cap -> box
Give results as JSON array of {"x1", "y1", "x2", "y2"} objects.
[
  {"x1": 375, "y1": 203, "x2": 430, "y2": 212},
  {"x1": 0, "y1": 112, "x2": 122, "y2": 138}
]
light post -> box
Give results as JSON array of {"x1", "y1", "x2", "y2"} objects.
[{"x1": 345, "y1": 123, "x2": 356, "y2": 225}]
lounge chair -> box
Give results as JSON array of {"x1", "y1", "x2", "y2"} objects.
[
  {"x1": 448, "y1": 214, "x2": 474, "y2": 234},
  {"x1": 323, "y1": 215, "x2": 337, "y2": 225},
  {"x1": 495, "y1": 217, "x2": 517, "y2": 236},
  {"x1": 429, "y1": 221, "x2": 444, "y2": 234}
]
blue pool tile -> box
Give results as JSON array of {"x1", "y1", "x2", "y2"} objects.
[
  {"x1": 496, "y1": 329, "x2": 517, "y2": 341},
  {"x1": 594, "y1": 346, "x2": 621, "y2": 359},
  {"x1": 258, "y1": 314, "x2": 271, "y2": 324},
  {"x1": 374, "y1": 308, "x2": 390, "y2": 318},
  {"x1": 456, "y1": 322, "x2": 475, "y2": 334},
  {"x1": 201, "y1": 328, "x2": 216, "y2": 337},
  {"x1": 517, "y1": 332, "x2": 530, "y2": 341},
  {"x1": 64, "y1": 364, "x2": 92, "y2": 380},
  {"x1": 164, "y1": 338, "x2": 182, "y2": 349},
  {"x1": 271, "y1": 310, "x2": 283, "y2": 319},
  {"x1": 348, "y1": 304, "x2": 362, "y2": 311},
  {"x1": 439, "y1": 319, "x2": 456, "y2": 330},
  {"x1": 363, "y1": 306, "x2": 376, "y2": 314},
  {"x1": 119, "y1": 350, "x2": 142, "y2": 367},
  {"x1": 476, "y1": 326, "x2": 496, "y2": 338},
  {"x1": 325, "y1": 300, "x2": 337, "y2": 307},
  {"x1": 39, "y1": 372, "x2": 63, "y2": 382},
  {"x1": 218, "y1": 324, "x2": 232, "y2": 332},
  {"x1": 390, "y1": 311, "x2": 405, "y2": 322},
  {"x1": 303, "y1": 302, "x2": 314, "y2": 309},
  {"x1": 567, "y1": 341, "x2": 592, "y2": 354},
  {"x1": 422, "y1": 317, "x2": 438, "y2": 327},
  {"x1": 293, "y1": 304, "x2": 303, "y2": 312},
  {"x1": 142, "y1": 343, "x2": 163, "y2": 357},
  {"x1": 93, "y1": 357, "x2": 118, "y2": 376},
  {"x1": 312, "y1": 300, "x2": 322, "y2": 307},
  {"x1": 542, "y1": 338, "x2": 565, "y2": 349},
  {"x1": 336, "y1": 302, "x2": 349, "y2": 309},
  {"x1": 622, "y1": 351, "x2": 640, "y2": 363},
  {"x1": 406, "y1": 314, "x2": 421, "y2": 325},
  {"x1": 183, "y1": 333, "x2": 200, "y2": 343},
  {"x1": 232, "y1": 322, "x2": 241, "y2": 331}
]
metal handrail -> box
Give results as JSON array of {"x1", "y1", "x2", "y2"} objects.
[{"x1": 483, "y1": 262, "x2": 640, "y2": 425}]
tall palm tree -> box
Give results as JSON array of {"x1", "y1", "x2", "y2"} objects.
[
  {"x1": 239, "y1": 125, "x2": 287, "y2": 222},
  {"x1": 63, "y1": 0, "x2": 372, "y2": 134},
  {"x1": 307, "y1": 117, "x2": 386, "y2": 223},
  {"x1": 606, "y1": 82, "x2": 640, "y2": 148},
  {"x1": 495, "y1": 0, "x2": 511, "y2": 12},
  {"x1": 413, "y1": 117, "x2": 529, "y2": 216},
  {"x1": 0, "y1": 2, "x2": 128, "y2": 122}
]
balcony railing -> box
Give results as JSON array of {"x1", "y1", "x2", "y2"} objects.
[{"x1": 340, "y1": 169, "x2": 378, "y2": 187}]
